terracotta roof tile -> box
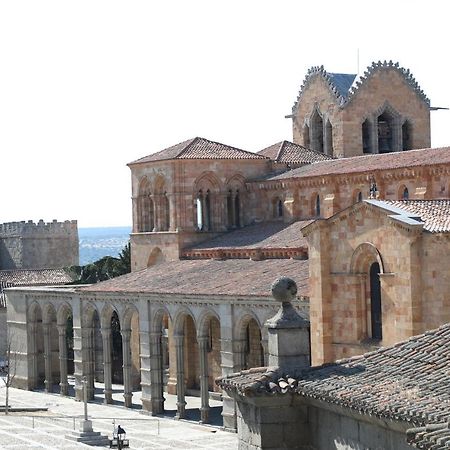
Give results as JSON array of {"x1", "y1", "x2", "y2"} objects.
[
  {"x1": 268, "y1": 147, "x2": 450, "y2": 181},
  {"x1": 0, "y1": 269, "x2": 74, "y2": 286},
  {"x1": 383, "y1": 200, "x2": 450, "y2": 233},
  {"x1": 79, "y1": 258, "x2": 310, "y2": 298},
  {"x1": 258, "y1": 141, "x2": 332, "y2": 165},
  {"x1": 218, "y1": 323, "x2": 450, "y2": 433},
  {"x1": 187, "y1": 220, "x2": 311, "y2": 251},
  {"x1": 129, "y1": 137, "x2": 267, "y2": 165}
]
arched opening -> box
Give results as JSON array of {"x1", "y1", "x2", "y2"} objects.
[
  {"x1": 92, "y1": 311, "x2": 103, "y2": 385},
  {"x1": 137, "y1": 178, "x2": 154, "y2": 232},
  {"x1": 203, "y1": 316, "x2": 221, "y2": 392},
  {"x1": 362, "y1": 119, "x2": 372, "y2": 154},
  {"x1": 243, "y1": 319, "x2": 264, "y2": 370},
  {"x1": 303, "y1": 123, "x2": 310, "y2": 148},
  {"x1": 369, "y1": 262, "x2": 382, "y2": 340},
  {"x1": 402, "y1": 120, "x2": 413, "y2": 151},
  {"x1": 311, "y1": 109, "x2": 324, "y2": 153},
  {"x1": 184, "y1": 315, "x2": 199, "y2": 392},
  {"x1": 377, "y1": 111, "x2": 394, "y2": 153},
  {"x1": 272, "y1": 197, "x2": 283, "y2": 218},
  {"x1": 325, "y1": 119, "x2": 333, "y2": 156},
  {"x1": 314, "y1": 194, "x2": 321, "y2": 217},
  {"x1": 129, "y1": 312, "x2": 141, "y2": 391},
  {"x1": 402, "y1": 186, "x2": 409, "y2": 200},
  {"x1": 195, "y1": 190, "x2": 212, "y2": 231},
  {"x1": 226, "y1": 189, "x2": 241, "y2": 228},
  {"x1": 355, "y1": 191, "x2": 363, "y2": 203},
  {"x1": 147, "y1": 247, "x2": 163, "y2": 268},
  {"x1": 111, "y1": 311, "x2": 123, "y2": 384},
  {"x1": 65, "y1": 314, "x2": 74, "y2": 377}
]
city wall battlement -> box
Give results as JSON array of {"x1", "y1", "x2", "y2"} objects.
[{"x1": 0, "y1": 220, "x2": 78, "y2": 237}]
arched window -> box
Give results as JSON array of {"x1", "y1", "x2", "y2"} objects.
[
  {"x1": 362, "y1": 119, "x2": 372, "y2": 154},
  {"x1": 196, "y1": 191, "x2": 204, "y2": 230},
  {"x1": 377, "y1": 111, "x2": 394, "y2": 153},
  {"x1": 311, "y1": 109, "x2": 324, "y2": 153},
  {"x1": 369, "y1": 262, "x2": 382, "y2": 340},
  {"x1": 402, "y1": 120, "x2": 413, "y2": 151},
  {"x1": 325, "y1": 119, "x2": 333, "y2": 156},
  {"x1": 273, "y1": 197, "x2": 283, "y2": 218},
  {"x1": 315, "y1": 194, "x2": 321, "y2": 217},
  {"x1": 204, "y1": 190, "x2": 211, "y2": 231},
  {"x1": 402, "y1": 187, "x2": 409, "y2": 200},
  {"x1": 356, "y1": 191, "x2": 363, "y2": 203}
]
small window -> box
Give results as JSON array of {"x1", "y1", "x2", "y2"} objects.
[
  {"x1": 315, "y1": 195, "x2": 320, "y2": 217},
  {"x1": 402, "y1": 187, "x2": 409, "y2": 200},
  {"x1": 357, "y1": 191, "x2": 363, "y2": 203}
]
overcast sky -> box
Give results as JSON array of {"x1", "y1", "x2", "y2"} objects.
[{"x1": 1, "y1": 1, "x2": 449, "y2": 227}]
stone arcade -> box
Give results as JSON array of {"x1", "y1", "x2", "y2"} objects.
[{"x1": 5, "y1": 61, "x2": 450, "y2": 438}]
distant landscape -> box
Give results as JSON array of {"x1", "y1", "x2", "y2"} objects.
[{"x1": 78, "y1": 226, "x2": 131, "y2": 265}]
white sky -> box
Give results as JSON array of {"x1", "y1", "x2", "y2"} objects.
[{"x1": 1, "y1": 1, "x2": 449, "y2": 227}]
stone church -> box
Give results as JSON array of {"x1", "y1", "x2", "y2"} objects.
[{"x1": 5, "y1": 61, "x2": 450, "y2": 444}]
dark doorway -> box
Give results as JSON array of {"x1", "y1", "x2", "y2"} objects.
[
  {"x1": 111, "y1": 311, "x2": 123, "y2": 384},
  {"x1": 370, "y1": 262, "x2": 382, "y2": 340}
]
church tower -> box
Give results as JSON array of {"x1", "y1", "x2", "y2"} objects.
[{"x1": 288, "y1": 61, "x2": 431, "y2": 158}]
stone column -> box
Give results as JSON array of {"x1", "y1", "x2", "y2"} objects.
[
  {"x1": 167, "y1": 193, "x2": 177, "y2": 231},
  {"x1": 121, "y1": 329, "x2": 133, "y2": 407},
  {"x1": 57, "y1": 324, "x2": 69, "y2": 396},
  {"x1": 84, "y1": 326, "x2": 95, "y2": 400},
  {"x1": 197, "y1": 336, "x2": 210, "y2": 423},
  {"x1": 43, "y1": 322, "x2": 53, "y2": 393},
  {"x1": 149, "y1": 332, "x2": 164, "y2": 414},
  {"x1": 174, "y1": 334, "x2": 186, "y2": 419},
  {"x1": 152, "y1": 194, "x2": 161, "y2": 232},
  {"x1": 101, "y1": 327, "x2": 113, "y2": 404},
  {"x1": 29, "y1": 322, "x2": 38, "y2": 389}
]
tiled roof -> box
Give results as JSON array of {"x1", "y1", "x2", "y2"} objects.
[
  {"x1": 257, "y1": 141, "x2": 332, "y2": 165},
  {"x1": 218, "y1": 323, "x2": 450, "y2": 431},
  {"x1": 187, "y1": 220, "x2": 311, "y2": 251},
  {"x1": 407, "y1": 422, "x2": 450, "y2": 449},
  {"x1": 381, "y1": 200, "x2": 450, "y2": 233},
  {"x1": 0, "y1": 269, "x2": 74, "y2": 286},
  {"x1": 0, "y1": 269, "x2": 75, "y2": 307},
  {"x1": 183, "y1": 221, "x2": 311, "y2": 260},
  {"x1": 268, "y1": 146, "x2": 450, "y2": 181},
  {"x1": 79, "y1": 258, "x2": 310, "y2": 298},
  {"x1": 128, "y1": 137, "x2": 267, "y2": 165}
]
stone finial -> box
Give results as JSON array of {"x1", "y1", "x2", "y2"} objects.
[
  {"x1": 271, "y1": 276, "x2": 297, "y2": 303},
  {"x1": 265, "y1": 278, "x2": 310, "y2": 369}
]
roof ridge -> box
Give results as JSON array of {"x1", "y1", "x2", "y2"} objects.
[{"x1": 176, "y1": 136, "x2": 200, "y2": 158}]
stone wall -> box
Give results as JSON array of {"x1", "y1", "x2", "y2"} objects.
[{"x1": 0, "y1": 220, "x2": 79, "y2": 270}]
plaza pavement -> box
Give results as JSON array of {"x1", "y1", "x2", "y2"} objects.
[{"x1": 0, "y1": 379, "x2": 238, "y2": 449}]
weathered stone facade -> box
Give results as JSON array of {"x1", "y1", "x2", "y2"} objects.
[{"x1": 0, "y1": 220, "x2": 79, "y2": 270}]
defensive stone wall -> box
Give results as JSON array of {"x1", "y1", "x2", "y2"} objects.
[{"x1": 0, "y1": 220, "x2": 79, "y2": 270}]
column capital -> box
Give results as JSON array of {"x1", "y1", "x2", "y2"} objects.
[
  {"x1": 121, "y1": 329, "x2": 131, "y2": 341},
  {"x1": 173, "y1": 334, "x2": 184, "y2": 346}
]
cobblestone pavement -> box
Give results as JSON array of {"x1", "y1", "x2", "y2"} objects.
[{"x1": 0, "y1": 381, "x2": 238, "y2": 449}]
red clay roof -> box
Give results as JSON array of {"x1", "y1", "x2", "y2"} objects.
[
  {"x1": 0, "y1": 269, "x2": 74, "y2": 286},
  {"x1": 187, "y1": 220, "x2": 311, "y2": 251},
  {"x1": 79, "y1": 258, "x2": 310, "y2": 298},
  {"x1": 258, "y1": 141, "x2": 332, "y2": 165},
  {"x1": 129, "y1": 137, "x2": 268, "y2": 165},
  {"x1": 268, "y1": 147, "x2": 450, "y2": 181}
]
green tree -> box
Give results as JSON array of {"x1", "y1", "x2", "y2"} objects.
[{"x1": 66, "y1": 241, "x2": 131, "y2": 285}]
